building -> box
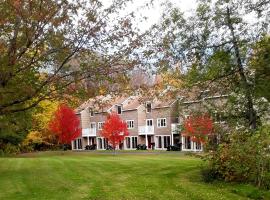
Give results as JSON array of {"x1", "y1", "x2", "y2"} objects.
[{"x1": 72, "y1": 90, "x2": 228, "y2": 151}]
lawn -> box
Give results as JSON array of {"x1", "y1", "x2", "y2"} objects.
[{"x1": 0, "y1": 151, "x2": 269, "y2": 200}]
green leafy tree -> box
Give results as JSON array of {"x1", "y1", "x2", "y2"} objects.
[
  {"x1": 250, "y1": 36, "x2": 270, "y2": 101},
  {"x1": 144, "y1": 0, "x2": 270, "y2": 130}
]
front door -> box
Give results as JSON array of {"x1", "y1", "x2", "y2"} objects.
[{"x1": 147, "y1": 135, "x2": 152, "y2": 149}]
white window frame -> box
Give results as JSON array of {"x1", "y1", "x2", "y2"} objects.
[
  {"x1": 125, "y1": 136, "x2": 138, "y2": 149},
  {"x1": 146, "y1": 119, "x2": 153, "y2": 126},
  {"x1": 98, "y1": 122, "x2": 105, "y2": 130},
  {"x1": 126, "y1": 120, "x2": 134, "y2": 129},
  {"x1": 96, "y1": 137, "x2": 108, "y2": 150},
  {"x1": 155, "y1": 135, "x2": 171, "y2": 149},
  {"x1": 157, "y1": 118, "x2": 167, "y2": 128}
]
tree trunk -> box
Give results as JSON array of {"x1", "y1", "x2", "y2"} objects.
[{"x1": 226, "y1": 7, "x2": 257, "y2": 130}]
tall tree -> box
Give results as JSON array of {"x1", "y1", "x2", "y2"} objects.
[
  {"x1": 144, "y1": 0, "x2": 270, "y2": 130},
  {"x1": 49, "y1": 104, "x2": 81, "y2": 146},
  {"x1": 0, "y1": 0, "x2": 143, "y2": 116},
  {"x1": 100, "y1": 113, "x2": 129, "y2": 151}
]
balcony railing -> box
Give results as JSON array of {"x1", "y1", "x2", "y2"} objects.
[
  {"x1": 82, "y1": 128, "x2": 96, "y2": 137},
  {"x1": 138, "y1": 126, "x2": 154, "y2": 135}
]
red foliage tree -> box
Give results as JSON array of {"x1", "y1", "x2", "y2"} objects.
[
  {"x1": 182, "y1": 114, "x2": 213, "y2": 143},
  {"x1": 100, "y1": 113, "x2": 129, "y2": 150},
  {"x1": 49, "y1": 104, "x2": 81, "y2": 145}
]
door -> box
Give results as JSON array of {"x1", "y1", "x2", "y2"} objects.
[{"x1": 147, "y1": 135, "x2": 152, "y2": 149}]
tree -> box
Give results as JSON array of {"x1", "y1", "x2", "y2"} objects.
[
  {"x1": 182, "y1": 114, "x2": 214, "y2": 144},
  {"x1": 0, "y1": 0, "x2": 145, "y2": 146},
  {"x1": 143, "y1": 0, "x2": 270, "y2": 130},
  {"x1": 100, "y1": 113, "x2": 129, "y2": 151},
  {"x1": 23, "y1": 100, "x2": 60, "y2": 150},
  {"x1": 0, "y1": 0, "x2": 143, "y2": 116},
  {"x1": 49, "y1": 104, "x2": 81, "y2": 147},
  {"x1": 250, "y1": 36, "x2": 270, "y2": 102}
]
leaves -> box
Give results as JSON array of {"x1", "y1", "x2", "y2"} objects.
[
  {"x1": 182, "y1": 114, "x2": 214, "y2": 143},
  {"x1": 100, "y1": 113, "x2": 129, "y2": 149},
  {"x1": 49, "y1": 104, "x2": 81, "y2": 144}
]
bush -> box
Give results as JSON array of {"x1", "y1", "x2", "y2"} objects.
[
  {"x1": 0, "y1": 143, "x2": 20, "y2": 155},
  {"x1": 204, "y1": 125, "x2": 270, "y2": 189},
  {"x1": 136, "y1": 144, "x2": 147, "y2": 150},
  {"x1": 201, "y1": 167, "x2": 219, "y2": 183}
]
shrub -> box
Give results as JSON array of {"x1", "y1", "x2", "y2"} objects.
[
  {"x1": 201, "y1": 167, "x2": 219, "y2": 183},
  {"x1": 1, "y1": 143, "x2": 20, "y2": 155},
  {"x1": 203, "y1": 125, "x2": 270, "y2": 189}
]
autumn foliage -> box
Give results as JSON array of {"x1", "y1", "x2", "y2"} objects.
[
  {"x1": 49, "y1": 104, "x2": 81, "y2": 144},
  {"x1": 100, "y1": 113, "x2": 129, "y2": 149},
  {"x1": 182, "y1": 114, "x2": 213, "y2": 143}
]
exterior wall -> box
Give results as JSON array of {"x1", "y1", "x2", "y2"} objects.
[
  {"x1": 84, "y1": 112, "x2": 107, "y2": 137},
  {"x1": 120, "y1": 110, "x2": 138, "y2": 136},
  {"x1": 147, "y1": 107, "x2": 172, "y2": 136},
  {"x1": 80, "y1": 109, "x2": 91, "y2": 129}
]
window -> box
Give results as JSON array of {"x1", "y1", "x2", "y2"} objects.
[
  {"x1": 126, "y1": 120, "x2": 134, "y2": 129},
  {"x1": 104, "y1": 138, "x2": 108, "y2": 149},
  {"x1": 200, "y1": 90, "x2": 210, "y2": 98},
  {"x1": 125, "y1": 136, "x2": 137, "y2": 149},
  {"x1": 117, "y1": 105, "x2": 122, "y2": 114},
  {"x1": 73, "y1": 139, "x2": 82, "y2": 150},
  {"x1": 78, "y1": 139, "x2": 82, "y2": 149},
  {"x1": 185, "y1": 115, "x2": 190, "y2": 119},
  {"x1": 74, "y1": 140, "x2": 77, "y2": 149},
  {"x1": 157, "y1": 118, "x2": 166, "y2": 127},
  {"x1": 132, "y1": 137, "x2": 138, "y2": 148},
  {"x1": 156, "y1": 136, "x2": 170, "y2": 149},
  {"x1": 90, "y1": 122, "x2": 96, "y2": 129},
  {"x1": 98, "y1": 138, "x2": 103, "y2": 149},
  {"x1": 146, "y1": 119, "x2": 153, "y2": 126},
  {"x1": 98, "y1": 122, "x2": 104, "y2": 130},
  {"x1": 195, "y1": 142, "x2": 202, "y2": 150},
  {"x1": 213, "y1": 111, "x2": 225, "y2": 123},
  {"x1": 163, "y1": 136, "x2": 170, "y2": 148},
  {"x1": 146, "y1": 102, "x2": 152, "y2": 113},
  {"x1": 157, "y1": 136, "x2": 162, "y2": 148},
  {"x1": 126, "y1": 137, "x2": 131, "y2": 148},
  {"x1": 184, "y1": 136, "x2": 191, "y2": 149},
  {"x1": 89, "y1": 108, "x2": 94, "y2": 117}
]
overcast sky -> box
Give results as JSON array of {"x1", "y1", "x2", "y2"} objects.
[
  {"x1": 134, "y1": 0, "x2": 197, "y2": 31},
  {"x1": 102, "y1": 0, "x2": 198, "y2": 31}
]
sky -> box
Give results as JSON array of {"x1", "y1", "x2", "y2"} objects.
[
  {"x1": 133, "y1": 0, "x2": 197, "y2": 31},
  {"x1": 102, "y1": 0, "x2": 198, "y2": 31}
]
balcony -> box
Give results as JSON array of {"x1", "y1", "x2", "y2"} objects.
[
  {"x1": 138, "y1": 126, "x2": 154, "y2": 135},
  {"x1": 171, "y1": 123, "x2": 181, "y2": 134},
  {"x1": 82, "y1": 128, "x2": 96, "y2": 137}
]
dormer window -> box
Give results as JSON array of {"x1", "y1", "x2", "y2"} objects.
[
  {"x1": 117, "y1": 105, "x2": 122, "y2": 115},
  {"x1": 200, "y1": 90, "x2": 210, "y2": 99},
  {"x1": 89, "y1": 108, "x2": 94, "y2": 117},
  {"x1": 146, "y1": 102, "x2": 152, "y2": 113}
]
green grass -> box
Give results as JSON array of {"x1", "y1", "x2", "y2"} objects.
[{"x1": 0, "y1": 151, "x2": 269, "y2": 200}]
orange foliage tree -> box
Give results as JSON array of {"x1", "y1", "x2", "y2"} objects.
[
  {"x1": 182, "y1": 114, "x2": 213, "y2": 143},
  {"x1": 49, "y1": 104, "x2": 81, "y2": 146},
  {"x1": 100, "y1": 113, "x2": 129, "y2": 150}
]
